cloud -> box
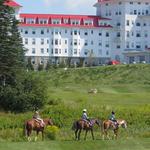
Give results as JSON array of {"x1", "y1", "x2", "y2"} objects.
[{"x1": 43, "y1": 0, "x2": 95, "y2": 9}]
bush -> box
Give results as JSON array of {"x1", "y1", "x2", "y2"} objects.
[
  {"x1": 0, "y1": 71, "x2": 47, "y2": 113},
  {"x1": 45, "y1": 125, "x2": 59, "y2": 140}
]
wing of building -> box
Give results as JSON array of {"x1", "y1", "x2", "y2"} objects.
[{"x1": 6, "y1": 0, "x2": 150, "y2": 66}]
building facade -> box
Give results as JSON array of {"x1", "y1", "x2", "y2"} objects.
[{"x1": 6, "y1": 0, "x2": 150, "y2": 65}]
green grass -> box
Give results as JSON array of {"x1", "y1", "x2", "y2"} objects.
[
  {"x1": 0, "y1": 64, "x2": 150, "y2": 147},
  {"x1": 0, "y1": 138, "x2": 150, "y2": 150}
]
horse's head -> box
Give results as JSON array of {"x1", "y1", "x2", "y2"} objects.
[
  {"x1": 91, "y1": 118, "x2": 101, "y2": 127},
  {"x1": 44, "y1": 118, "x2": 53, "y2": 126},
  {"x1": 118, "y1": 120, "x2": 127, "y2": 128}
]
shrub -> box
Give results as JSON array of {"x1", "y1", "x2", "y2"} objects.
[{"x1": 45, "y1": 125, "x2": 59, "y2": 140}]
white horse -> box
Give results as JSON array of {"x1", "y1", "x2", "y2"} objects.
[{"x1": 102, "y1": 119, "x2": 127, "y2": 140}]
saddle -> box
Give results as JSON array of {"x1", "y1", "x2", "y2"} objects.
[
  {"x1": 82, "y1": 119, "x2": 92, "y2": 127},
  {"x1": 33, "y1": 119, "x2": 45, "y2": 127}
]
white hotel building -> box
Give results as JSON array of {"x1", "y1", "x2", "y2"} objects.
[{"x1": 6, "y1": 0, "x2": 150, "y2": 65}]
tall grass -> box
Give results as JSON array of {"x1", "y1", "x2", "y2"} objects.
[{"x1": 0, "y1": 64, "x2": 150, "y2": 141}]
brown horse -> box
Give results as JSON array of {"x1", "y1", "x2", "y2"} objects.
[
  {"x1": 102, "y1": 119, "x2": 127, "y2": 140},
  {"x1": 24, "y1": 118, "x2": 53, "y2": 141},
  {"x1": 72, "y1": 118, "x2": 101, "y2": 140}
]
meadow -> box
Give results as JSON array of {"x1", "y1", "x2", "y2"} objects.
[{"x1": 0, "y1": 64, "x2": 150, "y2": 149}]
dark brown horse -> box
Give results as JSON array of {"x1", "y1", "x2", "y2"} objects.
[
  {"x1": 24, "y1": 118, "x2": 53, "y2": 141},
  {"x1": 102, "y1": 119, "x2": 127, "y2": 140},
  {"x1": 72, "y1": 118, "x2": 101, "y2": 140}
]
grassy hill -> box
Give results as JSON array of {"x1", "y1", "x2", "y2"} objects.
[{"x1": 0, "y1": 64, "x2": 150, "y2": 145}]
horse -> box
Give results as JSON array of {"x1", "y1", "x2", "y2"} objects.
[
  {"x1": 24, "y1": 118, "x2": 53, "y2": 141},
  {"x1": 72, "y1": 118, "x2": 101, "y2": 140},
  {"x1": 102, "y1": 119, "x2": 127, "y2": 140}
]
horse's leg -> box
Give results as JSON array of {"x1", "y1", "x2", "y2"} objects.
[
  {"x1": 42, "y1": 130, "x2": 44, "y2": 141},
  {"x1": 114, "y1": 129, "x2": 118, "y2": 140},
  {"x1": 84, "y1": 130, "x2": 88, "y2": 140},
  {"x1": 75, "y1": 129, "x2": 78, "y2": 140},
  {"x1": 78, "y1": 129, "x2": 82, "y2": 140},
  {"x1": 91, "y1": 129, "x2": 94, "y2": 140},
  {"x1": 35, "y1": 131, "x2": 39, "y2": 142},
  {"x1": 27, "y1": 130, "x2": 32, "y2": 142}
]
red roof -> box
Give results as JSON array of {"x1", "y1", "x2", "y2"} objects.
[
  {"x1": 19, "y1": 13, "x2": 112, "y2": 28},
  {"x1": 4, "y1": 0, "x2": 21, "y2": 7},
  {"x1": 20, "y1": 14, "x2": 111, "y2": 20}
]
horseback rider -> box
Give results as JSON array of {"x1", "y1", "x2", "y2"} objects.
[
  {"x1": 81, "y1": 109, "x2": 92, "y2": 126},
  {"x1": 33, "y1": 111, "x2": 45, "y2": 127},
  {"x1": 109, "y1": 111, "x2": 118, "y2": 127}
]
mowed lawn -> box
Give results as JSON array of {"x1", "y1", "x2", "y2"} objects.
[{"x1": 0, "y1": 138, "x2": 149, "y2": 150}]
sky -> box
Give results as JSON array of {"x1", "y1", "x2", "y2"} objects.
[{"x1": 16, "y1": 0, "x2": 96, "y2": 15}]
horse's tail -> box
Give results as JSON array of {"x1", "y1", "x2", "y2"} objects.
[{"x1": 72, "y1": 121, "x2": 78, "y2": 130}]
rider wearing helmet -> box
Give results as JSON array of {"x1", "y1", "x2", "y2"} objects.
[
  {"x1": 33, "y1": 111, "x2": 45, "y2": 127},
  {"x1": 81, "y1": 109, "x2": 91, "y2": 126},
  {"x1": 109, "y1": 111, "x2": 118, "y2": 127}
]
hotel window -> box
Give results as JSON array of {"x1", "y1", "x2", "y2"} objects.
[
  {"x1": 130, "y1": 2, "x2": 133, "y2": 4},
  {"x1": 126, "y1": 31, "x2": 130, "y2": 37},
  {"x1": 39, "y1": 19, "x2": 48, "y2": 24},
  {"x1": 47, "y1": 48, "x2": 49, "y2": 53},
  {"x1": 74, "y1": 49, "x2": 77, "y2": 54},
  {"x1": 117, "y1": 32, "x2": 121, "y2": 37},
  {"x1": 65, "y1": 40, "x2": 67, "y2": 44},
  {"x1": 126, "y1": 20, "x2": 130, "y2": 26},
  {"x1": 136, "y1": 42, "x2": 141, "y2": 49},
  {"x1": 99, "y1": 32, "x2": 102, "y2": 36},
  {"x1": 105, "y1": 41, "x2": 109, "y2": 48},
  {"x1": 52, "y1": 19, "x2": 61, "y2": 24},
  {"x1": 117, "y1": 45, "x2": 120, "y2": 49},
  {"x1": 47, "y1": 29, "x2": 49, "y2": 33},
  {"x1": 41, "y1": 30, "x2": 44, "y2": 34},
  {"x1": 65, "y1": 49, "x2": 67, "y2": 53},
  {"x1": 144, "y1": 31, "x2": 148, "y2": 37},
  {"x1": 106, "y1": 51, "x2": 109, "y2": 55},
  {"x1": 32, "y1": 30, "x2": 36, "y2": 34},
  {"x1": 41, "y1": 39, "x2": 44, "y2": 45},
  {"x1": 65, "y1": 30, "x2": 67, "y2": 34},
  {"x1": 91, "y1": 41, "x2": 94, "y2": 45},
  {"x1": 84, "y1": 40, "x2": 88, "y2": 46},
  {"x1": 74, "y1": 39, "x2": 77, "y2": 45},
  {"x1": 55, "y1": 39, "x2": 59, "y2": 45},
  {"x1": 25, "y1": 30, "x2": 28, "y2": 34},
  {"x1": 74, "y1": 30, "x2": 77, "y2": 35},
  {"x1": 85, "y1": 32, "x2": 88, "y2": 35},
  {"x1": 25, "y1": 38, "x2": 28, "y2": 44},
  {"x1": 59, "y1": 49, "x2": 61, "y2": 54},
  {"x1": 136, "y1": 22, "x2": 141, "y2": 26},
  {"x1": 41, "y1": 48, "x2": 44, "y2": 54},
  {"x1": 146, "y1": 10, "x2": 149, "y2": 15},
  {"x1": 32, "y1": 48, "x2": 35, "y2": 54},
  {"x1": 131, "y1": 43, "x2": 134, "y2": 48},
  {"x1": 134, "y1": 10, "x2": 137, "y2": 15},
  {"x1": 64, "y1": 19, "x2": 68, "y2": 24},
  {"x1": 106, "y1": 32, "x2": 109, "y2": 37},
  {"x1": 32, "y1": 38, "x2": 36, "y2": 45},
  {"x1": 136, "y1": 31, "x2": 141, "y2": 37},
  {"x1": 55, "y1": 48, "x2": 58, "y2": 54},
  {"x1": 126, "y1": 42, "x2": 130, "y2": 48},
  {"x1": 47, "y1": 39, "x2": 49, "y2": 44}
]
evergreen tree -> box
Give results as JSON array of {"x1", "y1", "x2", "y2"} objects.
[{"x1": 0, "y1": 0, "x2": 25, "y2": 86}]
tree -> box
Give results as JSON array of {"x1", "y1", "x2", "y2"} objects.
[
  {"x1": 0, "y1": 1, "x2": 47, "y2": 113},
  {"x1": 0, "y1": 0, "x2": 26, "y2": 86}
]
